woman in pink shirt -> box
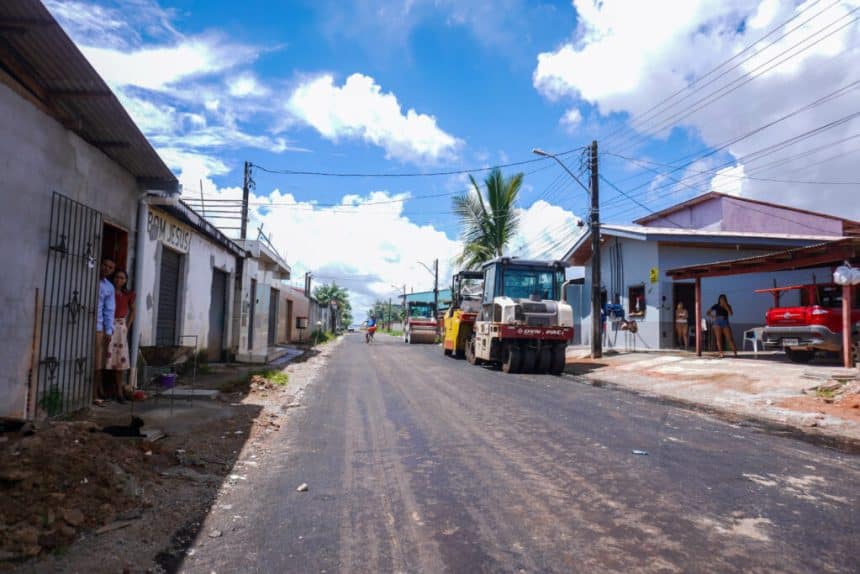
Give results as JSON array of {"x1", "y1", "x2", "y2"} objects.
[{"x1": 105, "y1": 269, "x2": 136, "y2": 402}]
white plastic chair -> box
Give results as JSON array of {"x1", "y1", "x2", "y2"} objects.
[{"x1": 743, "y1": 327, "x2": 764, "y2": 357}]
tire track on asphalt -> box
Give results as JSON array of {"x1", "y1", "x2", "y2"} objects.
[{"x1": 337, "y1": 339, "x2": 447, "y2": 573}]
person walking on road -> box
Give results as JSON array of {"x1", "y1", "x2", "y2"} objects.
[{"x1": 707, "y1": 293, "x2": 737, "y2": 358}]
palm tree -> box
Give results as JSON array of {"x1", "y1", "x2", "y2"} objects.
[
  {"x1": 453, "y1": 168, "x2": 523, "y2": 269},
  {"x1": 313, "y1": 282, "x2": 350, "y2": 332}
]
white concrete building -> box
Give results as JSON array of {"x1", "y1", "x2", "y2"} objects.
[
  {"x1": 564, "y1": 193, "x2": 858, "y2": 351},
  {"x1": 235, "y1": 239, "x2": 291, "y2": 362},
  {"x1": 0, "y1": 0, "x2": 177, "y2": 418},
  {"x1": 136, "y1": 203, "x2": 245, "y2": 363}
]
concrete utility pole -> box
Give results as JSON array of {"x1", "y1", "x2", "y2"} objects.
[
  {"x1": 590, "y1": 140, "x2": 602, "y2": 359},
  {"x1": 241, "y1": 161, "x2": 250, "y2": 240},
  {"x1": 531, "y1": 145, "x2": 598, "y2": 357}
]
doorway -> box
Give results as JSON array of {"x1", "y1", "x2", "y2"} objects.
[
  {"x1": 102, "y1": 223, "x2": 128, "y2": 270},
  {"x1": 286, "y1": 300, "x2": 293, "y2": 342},
  {"x1": 248, "y1": 278, "x2": 257, "y2": 351},
  {"x1": 267, "y1": 288, "x2": 279, "y2": 347},
  {"x1": 208, "y1": 269, "x2": 228, "y2": 361},
  {"x1": 673, "y1": 282, "x2": 695, "y2": 348}
]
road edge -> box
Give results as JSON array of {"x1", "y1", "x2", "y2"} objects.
[{"x1": 562, "y1": 372, "x2": 860, "y2": 455}]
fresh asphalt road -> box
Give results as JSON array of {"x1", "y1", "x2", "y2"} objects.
[{"x1": 185, "y1": 334, "x2": 860, "y2": 573}]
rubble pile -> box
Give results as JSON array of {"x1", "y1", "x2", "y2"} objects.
[
  {"x1": 0, "y1": 420, "x2": 174, "y2": 561},
  {"x1": 805, "y1": 378, "x2": 860, "y2": 409},
  {"x1": 248, "y1": 375, "x2": 278, "y2": 393}
]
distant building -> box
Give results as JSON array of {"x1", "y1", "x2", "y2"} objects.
[{"x1": 564, "y1": 192, "x2": 859, "y2": 351}]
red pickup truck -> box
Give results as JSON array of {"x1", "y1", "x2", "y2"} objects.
[{"x1": 756, "y1": 284, "x2": 859, "y2": 363}]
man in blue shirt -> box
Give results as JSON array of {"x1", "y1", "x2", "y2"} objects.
[{"x1": 94, "y1": 257, "x2": 116, "y2": 403}]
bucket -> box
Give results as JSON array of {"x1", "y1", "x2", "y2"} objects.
[{"x1": 158, "y1": 373, "x2": 177, "y2": 389}]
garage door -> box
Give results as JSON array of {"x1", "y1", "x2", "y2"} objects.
[{"x1": 156, "y1": 248, "x2": 182, "y2": 345}]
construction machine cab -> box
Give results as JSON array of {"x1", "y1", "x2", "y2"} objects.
[
  {"x1": 480, "y1": 257, "x2": 567, "y2": 322},
  {"x1": 451, "y1": 270, "x2": 484, "y2": 315}
]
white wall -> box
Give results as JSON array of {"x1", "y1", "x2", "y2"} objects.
[
  {"x1": 236, "y1": 258, "x2": 286, "y2": 362},
  {"x1": 578, "y1": 237, "x2": 831, "y2": 351},
  {"x1": 580, "y1": 239, "x2": 661, "y2": 350},
  {"x1": 0, "y1": 81, "x2": 139, "y2": 418},
  {"x1": 137, "y1": 208, "x2": 237, "y2": 358},
  {"x1": 659, "y1": 246, "x2": 831, "y2": 348}
]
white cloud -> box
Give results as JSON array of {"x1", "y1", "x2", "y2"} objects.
[
  {"x1": 228, "y1": 74, "x2": 269, "y2": 98},
  {"x1": 709, "y1": 164, "x2": 746, "y2": 197},
  {"x1": 510, "y1": 200, "x2": 583, "y2": 260},
  {"x1": 81, "y1": 37, "x2": 258, "y2": 91},
  {"x1": 534, "y1": 0, "x2": 860, "y2": 219},
  {"x1": 287, "y1": 73, "x2": 462, "y2": 164},
  {"x1": 560, "y1": 108, "x2": 583, "y2": 132}
]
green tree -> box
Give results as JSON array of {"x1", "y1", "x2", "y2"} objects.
[
  {"x1": 313, "y1": 282, "x2": 350, "y2": 332},
  {"x1": 453, "y1": 168, "x2": 522, "y2": 269}
]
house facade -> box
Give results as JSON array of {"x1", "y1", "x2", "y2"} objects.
[
  {"x1": 135, "y1": 203, "x2": 245, "y2": 365},
  {"x1": 0, "y1": 1, "x2": 177, "y2": 418},
  {"x1": 234, "y1": 239, "x2": 291, "y2": 363},
  {"x1": 564, "y1": 193, "x2": 857, "y2": 351}
]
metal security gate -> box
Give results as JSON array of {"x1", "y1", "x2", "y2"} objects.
[
  {"x1": 37, "y1": 192, "x2": 102, "y2": 417},
  {"x1": 156, "y1": 248, "x2": 182, "y2": 345}
]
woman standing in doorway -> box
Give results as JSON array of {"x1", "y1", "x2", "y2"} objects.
[
  {"x1": 707, "y1": 293, "x2": 737, "y2": 358},
  {"x1": 106, "y1": 269, "x2": 136, "y2": 402},
  {"x1": 674, "y1": 302, "x2": 689, "y2": 350}
]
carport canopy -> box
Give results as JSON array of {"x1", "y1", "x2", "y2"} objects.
[{"x1": 665, "y1": 238, "x2": 860, "y2": 366}]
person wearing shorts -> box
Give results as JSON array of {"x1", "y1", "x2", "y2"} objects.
[{"x1": 707, "y1": 293, "x2": 737, "y2": 358}]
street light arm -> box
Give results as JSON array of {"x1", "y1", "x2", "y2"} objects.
[
  {"x1": 532, "y1": 148, "x2": 590, "y2": 195},
  {"x1": 416, "y1": 261, "x2": 435, "y2": 277}
]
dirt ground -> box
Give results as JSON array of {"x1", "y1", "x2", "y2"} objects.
[
  {"x1": 778, "y1": 381, "x2": 860, "y2": 424},
  {"x1": 0, "y1": 339, "x2": 338, "y2": 574}
]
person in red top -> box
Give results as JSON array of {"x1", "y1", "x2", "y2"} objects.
[{"x1": 105, "y1": 269, "x2": 136, "y2": 402}]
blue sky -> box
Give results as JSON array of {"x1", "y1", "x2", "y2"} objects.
[{"x1": 47, "y1": 0, "x2": 860, "y2": 310}]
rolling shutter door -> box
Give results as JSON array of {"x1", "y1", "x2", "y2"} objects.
[{"x1": 156, "y1": 248, "x2": 181, "y2": 345}]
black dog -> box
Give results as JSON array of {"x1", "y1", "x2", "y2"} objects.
[{"x1": 95, "y1": 416, "x2": 145, "y2": 437}]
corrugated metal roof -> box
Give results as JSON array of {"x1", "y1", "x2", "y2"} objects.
[{"x1": 0, "y1": 0, "x2": 177, "y2": 191}]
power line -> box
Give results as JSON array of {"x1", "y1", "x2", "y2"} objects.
[
  {"x1": 605, "y1": 151, "x2": 860, "y2": 185},
  {"x1": 602, "y1": 0, "x2": 840, "y2": 149},
  {"x1": 601, "y1": 106, "x2": 860, "y2": 212},
  {"x1": 250, "y1": 147, "x2": 585, "y2": 178}
]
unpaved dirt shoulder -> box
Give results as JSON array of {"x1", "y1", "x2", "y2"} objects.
[{"x1": 4, "y1": 339, "x2": 340, "y2": 574}]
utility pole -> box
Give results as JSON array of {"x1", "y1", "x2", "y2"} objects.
[
  {"x1": 433, "y1": 259, "x2": 440, "y2": 338},
  {"x1": 531, "y1": 145, "x2": 596, "y2": 356},
  {"x1": 241, "y1": 161, "x2": 250, "y2": 240},
  {"x1": 388, "y1": 297, "x2": 392, "y2": 330},
  {"x1": 590, "y1": 140, "x2": 602, "y2": 359}
]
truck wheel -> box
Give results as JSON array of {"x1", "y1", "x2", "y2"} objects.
[
  {"x1": 785, "y1": 348, "x2": 813, "y2": 363},
  {"x1": 521, "y1": 346, "x2": 537, "y2": 373},
  {"x1": 550, "y1": 344, "x2": 566, "y2": 375},
  {"x1": 501, "y1": 344, "x2": 522, "y2": 374},
  {"x1": 537, "y1": 346, "x2": 552, "y2": 373},
  {"x1": 466, "y1": 337, "x2": 482, "y2": 365}
]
